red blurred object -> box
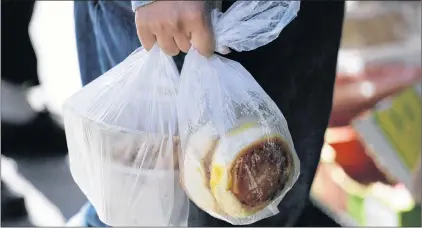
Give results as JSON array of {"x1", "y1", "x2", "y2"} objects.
[{"x1": 325, "y1": 126, "x2": 394, "y2": 185}]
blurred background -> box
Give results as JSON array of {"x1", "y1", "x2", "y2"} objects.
[{"x1": 1, "y1": 1, "x2": 421, "y2": 227}]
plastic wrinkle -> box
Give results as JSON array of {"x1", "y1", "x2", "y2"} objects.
[
  {"x1": 63, "y1": 45, "x2": 189, "y2": 226},
  {"x1": 177, "y1": 1, "x2": 301, "y2": 225},
  {"x1": 213, "y1": 1, "x2": 300, "y2": 54}
]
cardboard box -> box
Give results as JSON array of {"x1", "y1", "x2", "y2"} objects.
[{"x1": 353, "y1": 83, "x2": 421, "y2": 194}]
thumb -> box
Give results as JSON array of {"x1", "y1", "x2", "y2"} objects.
[{"x1": 190, "y1": 26, "x2": 215, "y2": 57}]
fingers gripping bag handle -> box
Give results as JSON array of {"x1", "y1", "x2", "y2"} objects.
[
  {"x1": 177, "y1": 1, "x2": 301, "y2": 225},
  {"x1": 63, "y1": 44, "x2": 189, "y2": 226}
]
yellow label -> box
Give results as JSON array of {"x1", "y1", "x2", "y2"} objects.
[{"x1": 373, "y1": 87, "x2": 421, "y2": 172}]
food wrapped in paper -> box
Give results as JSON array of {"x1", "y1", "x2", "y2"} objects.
[
  {"x1": 177, "y1": 1, "x2": 301, "y2": 225},
  {"x1": 63, "y1": 46, "x2": 188, "y2": 226}
]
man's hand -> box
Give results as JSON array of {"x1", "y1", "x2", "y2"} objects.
[{"x1": 135, "y1": 1, "x2": 215, "y2": 57}]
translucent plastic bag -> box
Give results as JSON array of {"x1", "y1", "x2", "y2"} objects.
[
  {"x1": 177, "y1": 1, "x2": 301, "y2": 225},
  {"x1": 63, "y1": 46, "x2": 189, "y2": 226}
]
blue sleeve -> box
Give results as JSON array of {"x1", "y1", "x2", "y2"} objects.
[{"x1": 131, "y1": 1, "x2": 155, "y2": 12}]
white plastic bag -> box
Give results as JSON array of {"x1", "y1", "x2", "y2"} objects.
[
  {"x1": 63, "y1": 45, "x2": 189, "y2": 226},
  {"x1": 177, "y1": 1, "x2": 301, "y2": 225}
]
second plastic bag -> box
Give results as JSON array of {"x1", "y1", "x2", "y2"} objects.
[
  {"x1": 63, "y1": 46, "x2": 189, "y2": 226},
  {"x1": 177, "y1": 1, "x2": 301, "y2": 225}
]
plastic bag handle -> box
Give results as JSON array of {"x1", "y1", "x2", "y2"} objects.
[{"x1": 212, "y1": 1, "x2": 300, "y2": 55}]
